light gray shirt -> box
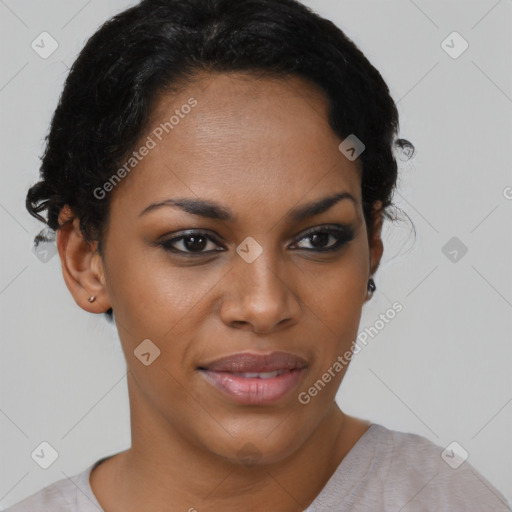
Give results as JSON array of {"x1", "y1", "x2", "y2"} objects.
[{"x1": 5, "y1": 423, "x2": 511, "y2": 511}]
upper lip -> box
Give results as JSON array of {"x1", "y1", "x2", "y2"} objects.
[{"x1": 198, "y1": 351, "x2": 308, "y2": 373}]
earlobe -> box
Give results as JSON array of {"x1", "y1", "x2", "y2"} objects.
[
  {"x1": 363, "y1": 203, "x2": 384, "y2": 303},
  {"x1": 56, "y1": 208, "x2": 111, "y2": 313}
]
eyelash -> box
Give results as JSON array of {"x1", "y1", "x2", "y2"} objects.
[{"x1": 158, "y1": 225, "x2": 355, "y2": 256}]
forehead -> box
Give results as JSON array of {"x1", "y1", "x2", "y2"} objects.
[{"x1": 109, "y1": 72, "x2": 362, "y2": 222}]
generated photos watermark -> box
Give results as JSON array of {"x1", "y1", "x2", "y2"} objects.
[
  {"x1": 298, "y1": 301, "x2": 403, "y2": 404},
  {"x1": 93, "y1": 97, "x2": 198, "y2": 200}
]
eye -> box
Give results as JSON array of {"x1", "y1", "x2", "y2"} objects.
[
  {"x1": 158, "y1": 225, "x2": 354, "y2": 256},
  {"x1": 290, "y1": 225, "x2": 355, "y2": 252},
  {"x1": 159, "y1": 230, "x2": 225, "y2": 255}
]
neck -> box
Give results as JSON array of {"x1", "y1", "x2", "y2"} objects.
[{"x1": 96, "y1": 373, "x2": 369, "y2": 512}]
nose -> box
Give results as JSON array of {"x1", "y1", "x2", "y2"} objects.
[{"x1": 219, "y1": 249, "x2": 301, "y2": 334}]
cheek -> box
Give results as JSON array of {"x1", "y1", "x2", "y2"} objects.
[
  {"x1": 296, "y1": 245, "x2": 368, "y2": 366},
  {"x1": 297, "y1": 243, "x2": 368, "y2": 318},
  {"x1": 104, "y1": 244, "x2": 216, "y2": 329},
  {"x1": 103, "y1": 247, "x2": 230, "y2": 384}
]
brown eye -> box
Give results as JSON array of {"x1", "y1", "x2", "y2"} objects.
[
  {"x1": 160, "y1": 231, "x2": 225, "y2": 255},
  {"x1": 291, "y1": 226, "x2": 354, "y2": 252}
]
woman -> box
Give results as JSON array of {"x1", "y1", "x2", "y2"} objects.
[{"x1": 8, "y1": 0, "x2": 510, "y2": 510}]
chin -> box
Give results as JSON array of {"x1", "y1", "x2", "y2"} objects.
[{"x1": 200, "y1": 422, "x2": 311, "y2": 468}]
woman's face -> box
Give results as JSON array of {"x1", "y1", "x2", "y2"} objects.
[{"x1": 92, "y1": 72, "x2": 383, "y2": 464}]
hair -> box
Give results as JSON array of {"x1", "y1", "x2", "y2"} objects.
[{"x1": 26, "y1": 0, "x2": 414, "y2": 322}]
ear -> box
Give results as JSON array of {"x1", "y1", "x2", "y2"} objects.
[
  {"x1": 366, "y1": 201, "x2": 384, "y2": 300},
  {"x1": 56, "y1": 206, "x2": 111, "y2": 313},
  {"x1": 368, "y1": 201, "x2": 384, "y2": 276}
]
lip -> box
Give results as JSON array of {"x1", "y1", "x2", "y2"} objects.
[{"x1": 198, "y1": 351, "x2": 308, "y2": 405}]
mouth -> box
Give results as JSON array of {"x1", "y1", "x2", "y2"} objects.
[{"x1": 198, "y1": 351, "x2": 308, "y2": 405}]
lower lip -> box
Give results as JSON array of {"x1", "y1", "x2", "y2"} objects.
[{"x1": 199, "y1": 369, "x2": 305, "y2": 405}]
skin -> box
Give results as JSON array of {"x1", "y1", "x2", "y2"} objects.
[{"x1": 56, "y1": 72, "x2": 384, "y2": 511}]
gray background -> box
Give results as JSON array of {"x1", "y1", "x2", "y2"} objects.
[{"x1": 1, "y1": 0, "x2": 511, "y2": 508}]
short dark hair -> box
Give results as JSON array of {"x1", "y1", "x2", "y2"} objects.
[{"x1": 26, "y1": 0, "x2": 414, "y2": 321}]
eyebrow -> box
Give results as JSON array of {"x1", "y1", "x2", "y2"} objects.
[{"x1": 138, "y1": 192, "x2": 357, "y2": 222}]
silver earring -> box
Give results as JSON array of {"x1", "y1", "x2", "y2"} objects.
[
  {"x1": 88, "y1": 296, "x2": 96, "y2": 303},
  {"x1": 367, "y1": 278, "x2": 376, "y2": 294}
]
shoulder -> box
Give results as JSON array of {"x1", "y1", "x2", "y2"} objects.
[
  {"x1": 367, "y1": 424, "x2": 512, "y2": 511},
  {"x1": 5, "y1": 463, "x2": 99, "y2": 512},
  {"x1": 5, "y1": 478, "x2": 77, "y2": 512}
]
